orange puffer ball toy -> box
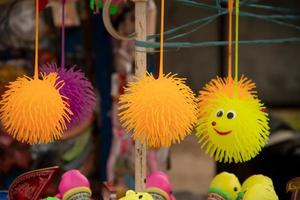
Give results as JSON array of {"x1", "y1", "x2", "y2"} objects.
[{"x1": 0, "y1": 73, "x2": 72, "y2": 144}]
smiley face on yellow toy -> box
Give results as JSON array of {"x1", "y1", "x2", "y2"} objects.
[
  {"x1": 211, "y1": 108, "x2": 236, "y2": 136},
  {"x1": 196, "y1": 76, "x2": 270, "y2": 163}
]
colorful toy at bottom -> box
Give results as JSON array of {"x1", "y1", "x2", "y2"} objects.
[
  {"x1": 208, "y1": 172, "x2": 278, "y2": 200},
  {"x1": 239, "y1": 174, "x2": 278, "y2": 200},
  {"x1": 55, "y1": 169, "x2": 92, "y2": 200},
  {"x1": 146, "y1": 171, "x2": 176, "y2": 200},
  {"x1": 241, "y1": 175, "x2": 274, "y2": 192},
  {"x1": 119, "y1": 190, "x2": 153, "y2": 200},
  {"x1": 208, "y1": 172, "x2": 241, "y2": 200}
]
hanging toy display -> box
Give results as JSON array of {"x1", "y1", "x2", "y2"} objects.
[
  {"x1": 118, "y1": 0, "x2": 198, "y2": 148},
  {"x1": 207, "y1": 172, "x2": 241, "y2": 200},
  {"x1": 90, "y1": 0, "x2": 120, "y2": 15},
  {"x1": 195, "y1": 0, "x2": 270, "y2": 163},
  {"x1": 42, "y1": 0, "x2": 96, "y2": 128},
  {"x1": 0, "y1": 0, "x2": 72, "y2": 144}
]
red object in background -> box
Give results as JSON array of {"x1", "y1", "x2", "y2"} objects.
[
  {"x1": 8, "y1": 166, "x2": 59, "y2": 200},
  {"x1": 38, "y1": 0, "x2": 49, "y2": 12},
  {"x1": 39, "y1": 50, "x2": 57, "y2": 65},
  {"x1": 0, "y1": 131, "x2": 31, "y2": 173},
  {"x1": 118, "y1": 74, "x2": 127, "y2": 95}
]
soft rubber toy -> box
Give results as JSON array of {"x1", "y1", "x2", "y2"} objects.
[
  {"x1": 240, "y1": 174, "x2": 278, "y2": 200},
  {"x1": 56, "y1": 169, "x2": 92, "y2": 200},
  {"x1": 241, "y1": 175, "x2": 273, "y2": 193},
  {"x1": 208, "y1": 172, "x2": 241, "y2": 200},
  {"x1": 146, "y1": 171, "x2": 176, "y2": 200},
  {"x1": 119, "y1": 190, "x2": 154, "y2": 200},
  {"x1": 196, "y1": 77, "x2": 270, "y2": 163}
]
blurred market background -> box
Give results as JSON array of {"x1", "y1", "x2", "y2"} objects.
[{"x1": 0, "y1": 0, "x2": 300, "y2": 199}]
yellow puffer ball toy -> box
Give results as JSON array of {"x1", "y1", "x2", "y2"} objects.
[
  {"x1": 208, "y1": 172, "x2": 241, "y2": 200},
  {"x1": 119, "y1": 73, "x2": 198, "y2": 148},
  {"x1": 196, "y1": 76, "x2": 270, "y2": 163},
  {"x1": 119, "y1": 190, "x2": 154, "y2": 200},
  {"x1": 0, "y1": 73, "x2": 72, "y2": 144}
]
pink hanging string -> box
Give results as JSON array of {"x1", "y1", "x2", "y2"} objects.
[{"x1": 61, "y1": 0, "x2": 66, "y2": 68}]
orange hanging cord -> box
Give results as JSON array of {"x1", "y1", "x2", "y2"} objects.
[
  {"x1": 34, "y1": 0, "x2": 39, "y2": 79},
  {"x1": 227, "y1": 0, "x2": 233, "y2": 79},
  {"x1": 234, "y1": 0, "x2": 240, "y2": 83},
  {"x1": 158, "y1": 0, "x2": 165, "y2": 78}
]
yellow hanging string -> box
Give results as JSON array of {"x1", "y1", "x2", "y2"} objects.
[
  {"x1": 34, "y1": 0, "x2": 39, "y2": 80},
  {"x1": 227, "y1": 0, "x2": 233, "y2": 79},
  {"x1": 234, "y1": 0, "x2": 239, "y2": 83},
  {"x1": 159, "y1": 0, "x2": 165, "y2": 78}
]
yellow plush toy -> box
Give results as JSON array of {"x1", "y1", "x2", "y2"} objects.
[
  {"x1": 119, "y1": 190, "x2": 154, "y2": 200},
  {"x1": 208, "y1": 172, "x2": 241, "y2": 200},
  {"x1": 241, "y1": 175, "x2": 274, "y2": 193},
  {"x1": 240, "y1": 175, "x2": 278, "y2": 200},
  {"x1": 242, "y1": 184, "x2": 278, "y2": 200}
]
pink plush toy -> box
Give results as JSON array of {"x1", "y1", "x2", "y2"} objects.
[
  {"x1": 56, "y1": 169, "x2": 92, "y2": 200},
  {"x1": 146, "y1": 171, "x2": 176, "y2": 200}
]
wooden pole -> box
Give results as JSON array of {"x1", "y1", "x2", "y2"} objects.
[
  {"x1": 133, "y1": 0, "x2": 148, "y2": 192},
  {"x1": 102, "y1": 0, "x2": 148, "y2": 192}
]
